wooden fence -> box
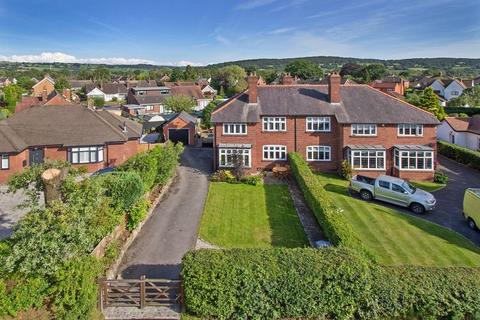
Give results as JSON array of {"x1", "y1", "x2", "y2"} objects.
[{"x1": 98, "y1": 276, "x2": 182, "y2": 310}]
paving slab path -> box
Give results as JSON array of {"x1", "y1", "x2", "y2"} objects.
[{"x1": 117, "y1": 147, "x2": 212, "y2": 280}]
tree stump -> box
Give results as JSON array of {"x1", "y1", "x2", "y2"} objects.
[{"x1": 41, "y1": 168, "x2": 67, "y2": 206}]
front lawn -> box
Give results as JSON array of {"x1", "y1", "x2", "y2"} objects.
[
  {"x1": 317, "y1": 173, "x2": 480, "y2": 266},
  {"x1": 410, "y1": 180, "x2": 446, "y2": 192},
  {"x1": 199, "y1": 183, "x2": 308, "y2": 248}
]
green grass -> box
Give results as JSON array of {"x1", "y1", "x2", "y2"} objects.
[
  {"x1": 411, "y1": 181, "x2": 446, "y2": 192},
  {"x1": 317, "y1": 173, "x2": 480, "y2": 267},
  {"x1": 199, "y1": 183, "x2": 308, "y2": 248}
]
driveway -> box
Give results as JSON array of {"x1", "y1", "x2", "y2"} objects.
[
  {"x1": 423, "y1": 156, "x2": 480, "y2": 246},
  {"x1": 0, "y1": 187, "x2": 37, "y2": 240},
  {"x1": 117, "y1": 147, "x2": 212, "y2": 279}
]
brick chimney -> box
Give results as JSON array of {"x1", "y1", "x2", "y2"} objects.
[
  {"x1": 282, "y1": 73, "x2": 294, "y2": 85},
  {"x1": 328, "y1": 72, "x2": 341, "y2": 104},
  {"x1": 62, "y1": 88, "x2": 71, "y2": 101},
  {"x1": 41, "y1": 89, "x2": 48, "y2": 103},
  {"x1": 247, "y1": 73, "x2": 258, "y2": 103}
]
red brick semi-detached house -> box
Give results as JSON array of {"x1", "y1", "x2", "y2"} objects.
[
  {"x1": 211, "y1": 73, "x2": 439, "y2": 181},
  {"x1": 0, "y1": 105, "x2": 143, "y2": 184}
]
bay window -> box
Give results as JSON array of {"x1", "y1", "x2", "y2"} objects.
[
  {"x1": 1, "y1": 154, "x2": 9, "y2": 169},
  {"x1": 262, "y1": 117, "x2": 286, "y2": 132},
  {"x1": 394, "y1": 149, "x2": 433, "y2": 170},
  {"x1": 69, "y1": 146, "x2": 104, "y2": 164},
  {"x1": 306, "y1": 117, "x2": 330, "y2": 132},
  {"x1": 219, "y1": 148, "x2": 251, "y2": 168},
  {"x1": 223, "y1": 123, "x2": 247, "y2": 135},
  {"x1": 349, "y1": 150, "x2": 385, "y2": 170},
  {"x1": 263, "y1": 145, "x2": 287, "y2": 160},
  {"x1": 351, "y1": 124, "x2": 377, "y2": 136},
  {"x1": 306, "y1": 146, "x2": 331, "y2": 161},
  {"x1": 398, "y1": 124, "x2": 423, "y2": 136}
]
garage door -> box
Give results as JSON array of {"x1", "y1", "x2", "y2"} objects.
[{"x1": 168, "y1": 128, "x2": 189, "y2": 145}]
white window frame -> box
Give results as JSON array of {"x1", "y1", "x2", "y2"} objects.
[
  {"x1": 69, "y1": 146, "x2": 104, "y2": 164},
  {"x1": 349, "y1": 150, "x2": 386, "y2": 170},
  {"x1": 262, "y1": 117, "x2": 286, "y2": 132},
  {"x1": 398, "y1": 124, "x2": 423, "y2": 137},
  {"x1": 351, "y1": 124, "x2": 377, "y2": 136},
  {"x1": 394, "y1": 149, "x2": 434, "y2": 171},
  {"x1": 306, "y1": 117, "x2": 331, "y2": 132},
  {"x1": 223, "y1": 123, "x2": 247, "y2": 135},
  {"x1": 144, "y1": 105, "x2": 154, "y2": 111},
  {"x1": 262, "y1": 145, "x2": 287, "y2": 161},
  {"x1": 306, "y1": 146, "x2": 331, "y2": 162},
  {"x1": 218, "y1": 148, "x2": 251, "y2": 168},
  {"x1": 1, "y1": 154, "x2": 9, "y2": 170}
]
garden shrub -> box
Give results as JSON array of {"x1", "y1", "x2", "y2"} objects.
[
  {"x1": 288, "y1": 153, "x2": 366, "y2": 252},
  {"x1": 240, "y1": 175, "x2": 262, "y2": 186},
  {"x1": 50, "y1": 256, "x2": 103, "y2": 320},
  {"x1": 117, "y1": 150, "x2": 158, "y2": 191},
  {"x1": 97, "y1": 171, "x2": 143, "y2": 212},
  {"x1": 182, "y1": 248, "x2": 480, "y2": 320},
  {"x1": 438, "y1": 140, "x2": 480, "y2": 170},
  {"x1": 182, "y1": 248, "x2": 374, "y2": 320},
  {"x1": 340, "y1": 159, "x2": 353, "y2": 180},
  {"x1": 210, "y1": 170, "x2": 237, "y2": 183},
  {"x1": 434, "y1": 170, "x2": 448, "y2": 184},
  {"x1": 0, "y1": 277, "x2": 48, "y2": 317},
  {"x1": 126, "y1": 198, "x2": 151, "y2": 231}
]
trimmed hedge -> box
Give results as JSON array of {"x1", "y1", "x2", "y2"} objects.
[
  {"x1": 438, "y1": 140, "x2": 480, "y2": 170},
  {"x1": 445, "y1": 106, "x2": 480, "y2": 116},
  {"x1": 288, "y1": 153, "x2": 365, "y2": 252},
  {"x1": 182, "y1": 249, "x2": 480, "y2": 320}
]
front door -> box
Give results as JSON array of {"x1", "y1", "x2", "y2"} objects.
[{"x1": 29, "y1": 148, "x2": 45, "y2": 166}]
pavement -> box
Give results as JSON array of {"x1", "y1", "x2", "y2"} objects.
[
  {"x1": 117, "y1": 147, "x2": 212, "y2": 280},
  {"x1": 423, "y1": 156, "x2": 480, "y2": 246}
]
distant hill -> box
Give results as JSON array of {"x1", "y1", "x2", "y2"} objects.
[{"x1": 209, "y1": 56, "x2": 480, "y2": 75}]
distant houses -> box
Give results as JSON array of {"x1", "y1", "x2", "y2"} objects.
[
  {"x1": 86, "y1": 83, "x2": 128, "y2": 102},
  {"x1": 370, "y1": 76, "x2": 410, "y2": 96},
  {"x1": 412, "y1": 77, "x2": 467, "y2": 102},
  {"x1": 0, "y1": 77, "x2": 17, "y2": 87}
]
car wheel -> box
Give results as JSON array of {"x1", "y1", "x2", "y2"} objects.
[
  {"x1": 467, "y1": 218, "x2": 477, "y2": 230},
  {"x1": 410, "y1": 203, "x2": 425, "y2": 214},
  {"x1": 360, "y1": 190, "x2": 372, "y2": 201}
]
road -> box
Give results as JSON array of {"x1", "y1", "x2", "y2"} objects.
[{"x1": 117, "y1": 147, "x2": 212, "y2": 279}]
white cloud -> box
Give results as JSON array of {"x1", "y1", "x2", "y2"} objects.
[
  {"x1": 215, "y1": 35, "x2": 231, "y2": 45},
  {"x1": 174, "y1": 60, "x2": 204, "y2": 67},
  {"x1": 267, "y1": 27, "x2": 296, "y2": 35},
  {"x1": 0, "y1": 52, "x2": 155, "y2": 65},
  {"x1": 235, "y1": 0, "x2": 277, "y2": 10}
]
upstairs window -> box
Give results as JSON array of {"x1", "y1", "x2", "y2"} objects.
[
  {"x1": 263, "y1": 145, "x2": 287, "y2": 160},
  {"x1": 69, "y1": 146, "x2": 104, "y2": 164},
  {"x1": 262, "y1": 117, "x2": 286, "y2": 132},
  {"x1": 306, "y1": 117, "x2": 331, "y2": 132},
  {"x1": 398, "y1": 124, "x2": 423, "y2": 136},
  {"x1": 223, "y1": 123, "x2": 247, "y2": 135},
  {"x1": 1, "y1": 154, "x2": 9, "y2": 169},
  {"x1": 351, "y1": 124, "x2": 377, "y2": 136}
]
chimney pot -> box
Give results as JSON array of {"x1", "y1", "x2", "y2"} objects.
[
  {"x1": 328, "y1": 72, "x2": 341, "y2": 104},
  {"x1": 282, "y1": 73, "x2": 294, "y2": 85},
  {"x1": 247, "y1": 73, "x2": 258, "y2": 103},
  {"x1": 41, "y1": 89, "x2": 48, "y2": 103}
]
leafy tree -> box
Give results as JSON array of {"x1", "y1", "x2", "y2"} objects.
[
  {"x1": 16, "y1": 76, "x2": 36, "y2": 91},
  {"x1": 164, "y1": 95, "x2": 195, "y2": 113},
  {"x1": 2, "y1": 84, "x2": 22, "y2": 112},
  {"x1": 92, "y1": 67, "x2": 110, "y2": 83},
  {"x1": 202, "y1": 101, "x2": 217, "y2": 128},
  {"x1": 54, "y1": 78, "x2": 71, "y2": 91},
  {"x1": 211, "y1": 65, "x2": 247, "y2": 96},
  {"x1": 183, "y1": 65, "x2": 197, "y2": 80},
  {"x1": 170, "y1": 68, "x2": 183, "y2": 82},
  {"x1": 257, "y1": 69, "x2": 278, "y2": 84},
  {"x1": 78, "y1": 67, "x2": 92, "y2": 80},
  {"x1": 417, "y1": 87, "x2": 446, "y2": 120},
  {"x1": 449, "y1": 85, "x2": 480, "y2": 107},
  {"x1": 284, "y1": 60, "x2": 323, "y2": 80}
]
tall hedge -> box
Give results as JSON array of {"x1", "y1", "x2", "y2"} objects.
[
  {"x1": 445, "y1": 106, "x2": 480, "y2": 116},
  {"x1": 182, "y1": 249, "x2": 480, "y2": 320},
  {"x1": 182, "y1": 248, "x2": 374, "y2": 320},
  {"x1": 438, "y1": 140, "x2": 480, "y2": 170},
  {"x1": 288, "y1": 153, "x2": 365, "y2": 252}
]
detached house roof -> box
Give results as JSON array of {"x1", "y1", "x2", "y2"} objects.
[
  {"x1": 445, "y1": 116, "x2": 480, "y2": 135},
  {"x1": 0, "y1": 105, "x2": 142, "y2": 153},
  {"x1": 212, "y1": 84, "x2": 439, "y2": 125},
  {"x1": 170, "y1": 86, "x2": 205, "y2": 99},
  {"x1": 102, "y1": 83, "x2": 127, "y2": 94}
]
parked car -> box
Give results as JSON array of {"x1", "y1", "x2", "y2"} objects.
[
  {"x1": 349, "y1": 175, "x2": 436, "y2": 214},
  {"x1": 463, "y1": 188, "x2": 480, "y2": 230}
]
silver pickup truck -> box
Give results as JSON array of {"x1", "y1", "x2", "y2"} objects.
[{"x1": 349, "y1": 175, "x2": 436, "y2": 214}]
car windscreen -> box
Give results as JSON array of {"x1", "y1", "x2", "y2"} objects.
[{"x1": 402, "y1": 182, "x2": 416, "y2": 194}]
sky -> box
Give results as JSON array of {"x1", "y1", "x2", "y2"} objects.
[{"x1": 0, "y1": 0, "x2": 479, "y2": 66}]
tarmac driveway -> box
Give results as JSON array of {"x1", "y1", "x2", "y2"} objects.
[
  {"x1": 0, "y1": 187, "x2": 37, "y2": 240},
  {"x1": 422, "y1": 156, "x2": 480, "y2": 246},
  {"x1": 117, "y1": 147, "x2": 212, "y2": 279}
]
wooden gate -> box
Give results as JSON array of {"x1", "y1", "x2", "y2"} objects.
[{"x1": 98, "y1": 276, "x2": 182, "y2": 310}]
